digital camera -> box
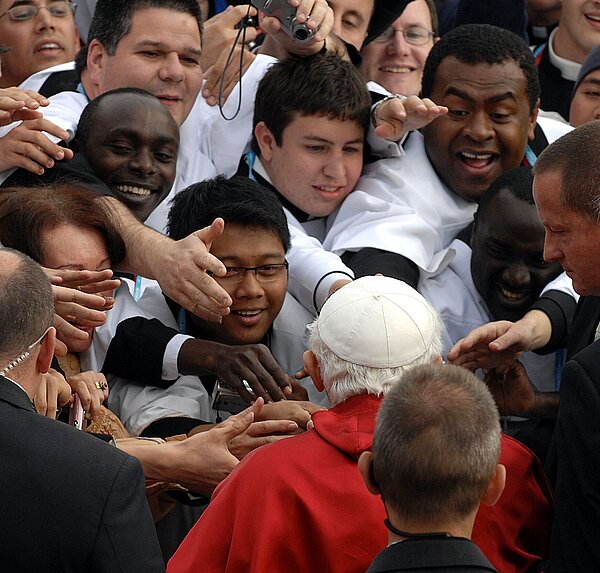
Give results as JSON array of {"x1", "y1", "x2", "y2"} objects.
[{"x1": 251, "y1": 0, "x2": 314, "y2": 43}]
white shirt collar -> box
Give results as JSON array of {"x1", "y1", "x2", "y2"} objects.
[{"x1": 548, "y1": 27, "x2": 582, "y2": 82}]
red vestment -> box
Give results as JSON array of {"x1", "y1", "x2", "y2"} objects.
[{"x1": 168, "y1": 394, "x2": 552, "y2": 573}]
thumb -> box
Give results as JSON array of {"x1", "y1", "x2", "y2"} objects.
[
  {"x1": 193, "y1": 217, "x2": 225, "y2": 253},
  {"x1": 216, "y1": 397, "x2": 265, "y2": 442}
]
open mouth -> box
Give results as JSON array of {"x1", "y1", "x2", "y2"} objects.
[
  {"x1": 232, "y1": 310, "x2": 263, "y2": 317},
  {"x1": 379, "y1": 66, "x2": 415, "y2": 74},
  {"x1": 458, "y1": 151, "x2": 495, "y2": 169},
  {"x1": 115, "y1": 184, "x2": 153, "y2": 197},
  {"x1": 35, "y1": 42, "x2": 61, "y2": 53},
  {"x1": 313, "y1": 185, "x2": 342, "y2": 194},
  {"x1": 585, "y1": 14, "x2": 600, "y2": 23},
  {"x1": 496, "y1": 284, "x2": 530, "y2": 306}
]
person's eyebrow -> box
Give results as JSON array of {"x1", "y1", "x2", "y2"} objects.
[
  {"x1": 133, "y1": 39, "x2": 202, "y2": 58},
  {"x1": 301, "y1": 135, "x2": 364, "y2": 146},
  {"x1": 220, "y1": 253, "x2": 286, "y2": 264},
  {"x1": 102, "y1": 127, "x2": 179, "y2": 147},
  {"x1": 580, "y1": 77, "x2": 600, "y2": 88},
  {"x1": 444, "y1": 87, "x2": 517, "y2": 104}
]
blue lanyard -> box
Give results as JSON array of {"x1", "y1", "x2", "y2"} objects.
[
  {"x1": 246, "y1": 150, "x2": 257, "y2": 182},
  {"x1": 524, "y1": 144, "x2": 537, "y2": 166},
  {"x1": 133, "y1": 275, "x2": 143, "y2": 301}
]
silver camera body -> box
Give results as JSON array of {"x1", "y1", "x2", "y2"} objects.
[
  {"x1": 212, "y1": 380, "x2": 253, "y2": 414},
  {"x1": 251, "y1": 0, "x2": 314, "y2": 43}
]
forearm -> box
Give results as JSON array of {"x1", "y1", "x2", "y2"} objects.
[
  {"x1": 100, "y1": 196, "x2": 167, "y2": 278},
  {"x1": 177, "y1": 338, "x2": 227, "y2": 377},
  {"x1": 529, "y1": 391, "x2": 560, "y2": 418}
]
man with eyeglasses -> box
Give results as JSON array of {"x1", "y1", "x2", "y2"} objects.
[
  {"x1": 360, "y1": 0, "x2": 438, "y2": 97},
  {"x1": 94, "y1": 175, "x2": 321, "y2": 441},
  {"x1": 0, "y1": 0, "x2": 79, "y2": 91}
]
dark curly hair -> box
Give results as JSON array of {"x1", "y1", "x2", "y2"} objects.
[{"x1": 421, "y1": 24, "x2": 539, "y2": 111}]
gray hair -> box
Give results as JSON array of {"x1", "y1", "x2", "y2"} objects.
[{"x1": 307, "y1": 313, "x2": 442, "y2": 406}]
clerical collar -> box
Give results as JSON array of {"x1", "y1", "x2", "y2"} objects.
[{"x1": 548, "y1": 27, "x2": 581, "y2": 82}]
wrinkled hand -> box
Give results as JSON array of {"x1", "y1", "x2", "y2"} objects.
[
  {"x1": 0, "y1": 87, "x2": 49, "y2": 125},
  {"x1": 373, "y1": 95, "x2": 448, "y2": 141},
  {"x1": 483, "y1": 360, "x2": 536, "y2": 417},
  {"x1": 257, "y1": 399, "x2": 324, "y2": 430},
  {"x1": 214, "y1": 342, "x2": 294, "y2": 403},
  {"x1": 47, "y1": 268, "x2": 120, "y2": 305},
  {"x1": 260, "y1": 0, "x2": 332, "y2": 55},
  {"x1": 156, "y1": 218, "x2": 232, "y2": 323},
  {"x1": 228, "y1": 417, "x2": 298, "y2": 459},
  {"x1": 47, "y1": 268, "x2": 119, "y2": 355},
  {"x1": 35, "y1": 368, "x2": 73, "y2": 419},
  {"x1": 67, "y1": 371, "x2": 108, "y2": 421},
  {"x1": 0, "y1": 117, "x2": 74, "y2": 174},
  {"x1": 448, "y1": 311, "x2": 552, "y2": 371}
]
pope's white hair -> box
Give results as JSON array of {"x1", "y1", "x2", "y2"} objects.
[{"x1": 307, "y1": 316, "x2": 443, "y2": 407}]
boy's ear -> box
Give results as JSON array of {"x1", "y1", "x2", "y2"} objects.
[
  {"x1": 481, "y1": 464, "x2": 506, "y2": 507},
  {"x1": 358, "y1": 451, "x2": 380, "y2": 496},
  {"x1": 303, "y1": 350, "x2": 324, "y2": 392},
  {"x1": 254, "y1": 121, "x2": 277, "y2": 162}
]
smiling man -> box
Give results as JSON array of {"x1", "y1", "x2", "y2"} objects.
[
  {"x1": 325, "y1": 24, "x2": 571, "y2": 284},
  {"x1": 239, "y1": 52, "x2": 371, "y2": 313},
  {"x1": 0, "y1": 0, "x2": 79, "y2": 89},
  {"x1": 76, "y1": 88, "x2": 179, "y2": 221}
]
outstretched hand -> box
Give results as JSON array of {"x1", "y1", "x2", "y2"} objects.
[{"x1": 374, "y1": 95, "x2": 448, "y2": 141}]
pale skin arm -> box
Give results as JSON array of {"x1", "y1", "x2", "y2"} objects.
[
  {"x1": 121, "y1": 399, "x2": 297, "y2": 495},
  {"x1": 100, "y1": 197, "x2": 232, "y2": 321},
  {"x1": 448, "y1": 310, "x2": 553, "y2": 371}
]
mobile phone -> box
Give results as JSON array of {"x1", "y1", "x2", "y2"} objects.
[
  {"x1": 251, "y1": 0, "x2": 313, "y2": 43},
  {"x1": 68, "y1": 395, "x2": 85, "y2": 430}
]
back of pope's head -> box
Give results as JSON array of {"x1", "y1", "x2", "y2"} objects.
[{"x1": 306, "y1": 276, "x2": 442, "y2": 406}]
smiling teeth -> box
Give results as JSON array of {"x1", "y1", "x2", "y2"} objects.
[
  {"x1": 235, "y1": 310, "x2": 261, "y2": 316},
  {"x1": 499, "y1": 287, "x2": 527, "y2": 301},
  {"x1": 587, "y1": 14, "x2": 600, "y2": 21},
  {"x1": 461, "y1": 151, "x2": 492, "y2": 160},
  {"x1": 38, "y1": 43, "x2": 59, "y2": 50},
  {"x1": 381, "y1": 66, "x2": 412, "y2": 73},
  {"x1": 116, "y1": 185, "x2": 151, "y2": 196},
  {"x1": 317, "y1": 186, "x2": 339, "y2": 193}
]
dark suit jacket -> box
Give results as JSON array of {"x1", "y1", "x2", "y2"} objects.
[
  {"x1": 366, "y1": 537, "x2": 497, "y2": 572},
  {"x1": 546, "y1": 340, "x2": 600, "y2": 572},
  {"x1": 0, "y1": 376, "x2": 165, "y2": 572}
]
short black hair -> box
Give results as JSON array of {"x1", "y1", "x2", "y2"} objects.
[
  {"x1": 167, "y1": 175, "x2": 291, "y2": 251},
  {"x1": 75, "y1": 87, "x2": 161, "y2": 151},
  {"x1": 421, "y1": 24, "x2": 539, "y2": 111},
  {"x1": 75, "y1": 0, "x2": 203, "y2": 75},
  {"x1": 476, "y1": 166, "x2": 534, "y2": 223},
  {"x1": 252, "y1": 53, "x2": 371, "y2": 154}
]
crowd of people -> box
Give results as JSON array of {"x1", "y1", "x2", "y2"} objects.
[{"x1": 1, "y1": 0, "x2": 600, "y2": 571}]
